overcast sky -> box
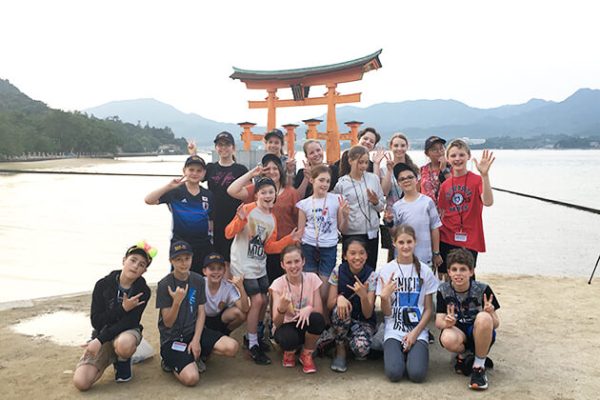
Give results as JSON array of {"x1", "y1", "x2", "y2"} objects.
[{"x1": 2, "y1": 0, "x2": 599, "y2": 125}]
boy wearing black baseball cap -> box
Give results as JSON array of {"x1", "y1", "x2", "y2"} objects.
[
  {"x1": 73, "y1": 241, "x2": 155, "y2": 391},
  {"x1": 145, "y1": 154, "x2": 214, "y2": 274},
  {"x1": 156, "y1": 241, "x2": 239, "y2": 386}
]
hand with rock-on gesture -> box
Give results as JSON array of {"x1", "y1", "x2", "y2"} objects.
[
  {"x1": 168, "y1": 283, "x2": 188, "y2": 306},
  {"x1": 483, "y1": 293, "x2": 495, "y2": 314},
  {"x1": 473, "y1": 149, "x2": 495, "y2": 177},
  {"x1": 122, "y1": 292, "x2": 145, "y2": 312},
  {"x1": 347, "y1": 275, "x2": 368, "y2": 300}
]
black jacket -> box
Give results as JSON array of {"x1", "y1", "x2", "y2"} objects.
[{"x1": 90, "y1": 270, "x2": 151, "y2": 343}]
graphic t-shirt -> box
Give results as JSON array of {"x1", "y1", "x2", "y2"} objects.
[
  {"x1": 204, "y1": 280, "x2": 240, "y2": 317},
  {"x1": 420, "y1": 162, "x2": 449, "y2": 207},
  {"x1": 270, "y1": 272, "x2": 322, "y2": 326},
  {"x1": 296, "y1": 193, "x2": 341, "y2": 248},
  {"x1": 391, "y1": 194, "x2": 442, "y2": 264},
  {"x1": 225, "y1": 203, "x2": 294, "y2": 279},
  {"x1": 156, "y1": 272, "x2": 206, "y2": 345},
  {"x1": 376, "y1": 260, "x2": 438, "y2": 342},
  {"x1": 159, "y1": 185, "x2": 213, "y2": 247},
  {"x1": 436, "y1": 281, "x2": 500, "y2": 329},
  {"x1": 438, "y1": 171, "x2": 486, "y2": 252},
  {"x1": 204, "y1": 162, "x2": 248, "y2": 230}
]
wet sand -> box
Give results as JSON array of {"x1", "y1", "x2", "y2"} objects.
[
  {"x1": 0, "y1": 158, "x2": 122, "y2": 171},
  {"x1": 1, "y1": 274, "x2": 599, "y2": 400}
]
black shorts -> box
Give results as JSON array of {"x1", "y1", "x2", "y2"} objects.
[
  {"x1": 440, "y1": 324, "x2": 496, "y2": 353},
  {"x1": 205, "y1": 309, "x2": 230, "y2": 335},
  {"x1": 243, "y1": 275, "x2": 269, "y2": 296},
  {"x1": 213, "y1": 229, "x2": 233, "y2": 262},
  {"x1": 160, "y1": 328, "x2": 224, "y2": 373}
]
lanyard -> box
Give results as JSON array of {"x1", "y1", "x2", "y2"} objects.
[
  {"x1": 311, "y1": 194, "x2": 328, "y2": 248},
  {"x1": 350, "y1": 175, "x2": 374, "y2": 229},
  {"x1": 450, "y1": 173, "x2": 469, "y2": 230},
  {"x1": 170, "y1": 274, "x2": 192, "y2": 339},
  {"x1": 285, "y1": 273, "x2": 304, "y2": 312}
]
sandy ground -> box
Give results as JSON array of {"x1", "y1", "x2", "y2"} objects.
[
  {"x1": 0, "y1": 158, "x2": 122, "y2": 170},
  {"x1": 1, "y1": 274, "x2": 599, "y2": 400}
]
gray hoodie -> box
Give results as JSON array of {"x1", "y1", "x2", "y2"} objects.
[{"x1": 333, "y1": 172, "x2": 385, "y2": 235}]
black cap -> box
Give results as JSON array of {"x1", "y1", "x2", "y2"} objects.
[
  {"x1": 214, "y1": 131, "x2": 235, "y2": 145},
  {"x1": 393, "y1": 163, "x2": 417, "y2": 180},
  {"x1": 255, "y1": 177, "x2": 277, "y2": 192},
  {"x1": 261, "y1": 153, "x2": 282, "y2": 168},
  {"x1": 424, "y1": 136, "x2": 446, "y2": 152},
  {"x1": 125, "y1": 241, "x2": 156, "y2": 267},
  {"x1": 264, "y1": 129, "x2": 284, "y2": 142},
  {"x1": 169, "y1": 240, "x2": 193, "y2": 259},
  {"x1": 184, "y1": 155, "x2": 206, "y2": 168},
  {"x1": 203, "y1": 252, "x2": 226, "y2": 268}
]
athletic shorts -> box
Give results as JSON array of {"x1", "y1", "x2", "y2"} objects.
[
  {"x1": 205, "y1": 309, "x2": 230, "y2": 335},
  {"x1": 77, "y1": 328, "x2": 142, "y2": 371},
  {"x1": 243, "y1": 275, "x2": 269, "y2": 296},
  {"x1": 440, "y1": 324, "x2": 496, "y2": 353},
  {"x1": 160, "y1": 328, "x2": 224, "y2": 373}
]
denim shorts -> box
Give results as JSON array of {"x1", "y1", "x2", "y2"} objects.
[{"x1": 301, "y1": 244, "x2": 337, "y2": 278}]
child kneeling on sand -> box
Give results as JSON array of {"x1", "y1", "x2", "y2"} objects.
[
  {"x1": 156, "y1": 241, "x2": 238, "y2": 386},
  {"x1": 436, "y1": 248, "x2": 500, "y2": 390},
  {"x1": 73, "y1": 241, "x2": 155, "y2": 391},
  {"x1": 270, "y1": 245, "x2": 325, "y2": 373},
  {"x1": 202, "y1": 252, "x2": 249, "y2": 335}
]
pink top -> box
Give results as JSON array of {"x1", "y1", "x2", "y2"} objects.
[{"x1": 270, "y1": 272, "x2": 322, "y2": 325}]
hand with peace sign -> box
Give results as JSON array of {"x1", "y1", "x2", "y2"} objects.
[
  {"x1": 122, "y1": 292, "x2": 146, "y2": 312},
  {"x1": 473, "y1": 149, "x2": 495, "y2": 178},
  {"x1": 302, "y1": 160, "x2": 312, "y2": 178},
  {"x1": 347, "y1": 275, "x2": 368, "y2": 300},
  {"x1": 168, "y1": 284, "x2": 188, "y2": 306},
  {"x1": 187, "y1": 140, "x2": 197, "y2": 155},
  {"x1": 385, "y1": 153, "x2": 394, "y2": 171},
  {"x1": 249, "y1": 164, "x2": 264, "y2": 178},
  {"x1": 444, "y1": 303, "x2": 457, "y2": 328},
  {"x1": 286, "y1": 158, "x2": 296, "y2": 175},
  {"x1": 338, "y1": 196, "x2": 350, "y2": 218},
  {"x1": 379, "y1": 273, "x2": 396, "y2": 301},
  {"x1": 367, "y1": 188, "x2": 379, "y2": 206},
  {"x1": 483, "y1": 293, "x2": 495, "y2": 314}
]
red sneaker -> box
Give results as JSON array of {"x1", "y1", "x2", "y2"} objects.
[
  {"x1": 282, "y1": 351, "x2": 296, "y2": 368},
  {"x1": 299, "y1": 350, "x2": 317, "y2": 374}
]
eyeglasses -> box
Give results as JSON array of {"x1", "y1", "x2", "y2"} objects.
[{"x1": 398, "y1": 175, "x2": 416, "y2": 182}]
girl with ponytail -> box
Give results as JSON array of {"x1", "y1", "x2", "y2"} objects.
[{"x1": 376, "y1": 224, "x2": 438, "y2": 383}]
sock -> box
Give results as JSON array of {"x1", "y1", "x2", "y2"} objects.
[
  {"x1": 248, "y1": 333, "x2": 259, "y2": 348},
  {"x1": 116, "y1": 357, "x2": 129, "y2": 362},
  {"x1": 473, "y1": 356, "x2": 486, "y2": 369}
]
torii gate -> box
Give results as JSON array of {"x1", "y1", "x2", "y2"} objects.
[{"x1": 230, "y1": 49, "x2": 382, "y2": 162}]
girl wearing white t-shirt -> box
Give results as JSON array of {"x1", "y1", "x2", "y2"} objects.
[
  {"x1": 376, "y1": 224, "x2": 439, "y2": 383},
  {"x1": 297, "y1": 165, "x2": 349, "y2": 303}
]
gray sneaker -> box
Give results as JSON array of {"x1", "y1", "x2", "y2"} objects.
[
  {"x1": 196, "y1": 358, "x2": 207, "y2": 373},
  {"x1": 330, "y1": 355, "x2": 347, "y2": 373}
]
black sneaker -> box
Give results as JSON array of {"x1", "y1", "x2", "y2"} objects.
[
  {"x1": 249, "y1": 345, "x2": 272, "y2": 365},
  {"x1": 469, "y1": 367, "x2": 489, "y2": 390},
  {"x1": 428, "y1": 331, "x2": 435, "y2": 344},
  {"x1": 160, "y1": 358, "x2": 173, "y2": 373},
  {"x1": 114, "y1": 359, "x2": 132, "y2": 382},
  {"x1": 243, "y1": 335, "x2": 271, "y2": 352},
  {"x1": 455, "y1": 354, "x2": 475, "y2": 376}
]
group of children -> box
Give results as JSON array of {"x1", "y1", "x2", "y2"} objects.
[{"x1": 74, "y1": 128, "x2": 500, "y2": 392}]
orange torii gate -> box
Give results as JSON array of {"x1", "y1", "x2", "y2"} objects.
[{"x1": 230, "y1": 49, "x2": 382, "y2": 162}]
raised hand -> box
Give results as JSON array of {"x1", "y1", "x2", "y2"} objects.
[
  {"x1": 187, "y1": 140, "x2": 197, "y2": 155},
  {"x1": 250, "y1": 165, "x2": 264, "y2": 178},
  {"x1": 385, "y1": 153, "x2": 394, "y2": 171},
  {"x1": 483, "y1": 293, "x2": 495, "y2": 314},
  {"x1": 374, "y1": 148, "x2": 387, "y2": 164},
  {"x1": 302, "y1": 160, "x2": 312, "y2": 178},
  {"x1": 168, "y1": 284, "x2": 188, "y2": 305},
  {"x1": 384, "y1": 207, "x2": 394, "y2": 223},
  {"x1": 473, "y1": 149, "x2": 495, "y2": 177},
  {"x1": 290, "y1": 227, "x2": 302, "y2": 242},
  {"x1": 347, "y1": 275, "x2": 368, "y2": 299},
  {"x1": 437, "y1": 154, "x2": 447, "y2": 170},
  {"x1": 379, "y1": 273, "x2": 396, "y2": 300},
  {"x1": 338, "y1": 196, "x2": 350, "y2": 218},
  {"x1": 366, "y1": 188, "x2": 379, "y2": 205},
  {"x1": 169, "y1": 175, "x2": 187, "y2": 188},
  {"x1": 228, "y1": 274, "x2": 244, "y2": 293},
  {"x1": 336, "y1": 295, "x2": 352, "y2": 320},
  {"x1": 236, "y1": 204, "x2": 248, "y2": 221},
  {"x1": 122, "y1": 292, "x2": 145, "y2": 312},
  {"x1": 279, "y1": 287, "x2": 292, "y2": 314},
  {"x1": 286, "y1": 158, "x2": 296, "y2": 174},
  {"x1": 445, "y1": 303, "x2": 457, "y2": 328}
]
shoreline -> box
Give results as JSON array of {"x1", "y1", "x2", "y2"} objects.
[{"x1": 1, "y1": 273, "x2": 599, "y2": 399}]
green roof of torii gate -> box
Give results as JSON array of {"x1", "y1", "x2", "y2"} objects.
[{"x1": 230, "y1": 49, "x2": 382, "y2": 81}]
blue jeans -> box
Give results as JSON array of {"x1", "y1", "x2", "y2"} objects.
[{"x1": 301, "y1": 244, "x2": 337, "y2": 278}]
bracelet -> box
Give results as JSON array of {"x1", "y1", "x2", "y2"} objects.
[
  {"x1": 277, "y1": 308, "x2": 287, "y2": 314},
  {"x1": 433, "y1": 251, "x2": 441, "y2": 256}
]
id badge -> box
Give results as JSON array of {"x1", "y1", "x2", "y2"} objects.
[
  {"x1": 454, "y1": 231, "x2": 468, "y2": 242},
  {"x1": 407, "y1": 310, "x2": 419, "y2": 324},
  {"x1": 367, "y1": 229, "x2": 378, "y2": 240},
  {"x1": 171, "y1": 341, "x2": 187, "y2": 352},
  {"x1": 402, "y1": 307, "x2": 421, "y2": 326}
]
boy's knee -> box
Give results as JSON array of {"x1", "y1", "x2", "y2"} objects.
[
  {"x1": 221, "y1": 337, "x2": 239, "y2": 357},
  {"x1": 178, "y1": 369, "x2": 200, "y2": 387},
  {"x1": 474, "y1": 312, "x2": 493, "y2": 330},
  {"x1": 231, "y1": 307, "x2": 246, "y2": 322},
  {"x1": 440, "y1": 330, "x2": 463, "y2": 352},
  {"x1": 73, "y1": 375, "x2": 92, "y2": 392}
]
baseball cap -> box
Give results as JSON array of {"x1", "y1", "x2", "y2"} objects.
[
  {"x1": 184, "y1": 155, "x2": 206, "y2": 168},
  {"x1": 214, "y1": 131, "x2": 235, "y2": 145},
  {"x1": 393, "y1": 163, "x2": 417, "y2": 180},
  {"x1": 261, "y1": 153, "x2": 282, "y2": 168},
  {"x1": 424, "y1": 136, "x2": 446, "y2": 152},
  {"x1": 264, "y1": 129, "x2": 284, "y2": 142},
  {"x1": 255, "y1": 176, "x2": 277, "y2": 192},
  {"x1": 203, "y1": 252, "x2": 226, "y2": 268},
  {"x1": 125, "y1": 241, "x2": 157, "y2": 266},
  {"x1": 169, "y1": 240, "x2": 193, "y2": 259}
]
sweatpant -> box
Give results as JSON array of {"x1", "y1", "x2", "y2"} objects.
[
  {"x1": 273, "y1": 313, "x2": 326, "y2": 351},
  {"x1": 384, "y1": 338, "x2": 429, "y2": 383}
]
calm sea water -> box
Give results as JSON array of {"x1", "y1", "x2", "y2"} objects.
[{"x1": 1, "y1": 150, "x2": 598, "y2": 303}]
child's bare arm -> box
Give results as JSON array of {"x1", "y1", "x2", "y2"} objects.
[
  {"x1": 145, "y1": 177, "x2": 186, "y2": 205},
  {"x1": 474, "y1": 149, "x2": 495, "y2": 206}
]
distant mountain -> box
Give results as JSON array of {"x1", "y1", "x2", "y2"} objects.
[
  {"x1": 85, "y1": 99, "x2": 256, "y2": 146},
  {"x1": 0, "y1": 79, "x2": 49, "y2": 114}
]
